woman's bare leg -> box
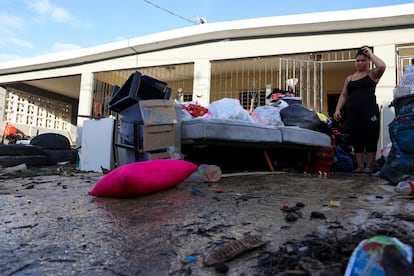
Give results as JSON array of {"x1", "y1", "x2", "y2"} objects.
[
  {"x1": 355, "y1": 152, "x2": 365, "y2": 169},
  {"x1": 366, "y1": 152, "x2": 376, "y2": 169}
]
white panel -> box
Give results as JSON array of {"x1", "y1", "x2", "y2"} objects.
[{"x1": 79, "y1": 118, "x2": 115, "y2": 172}]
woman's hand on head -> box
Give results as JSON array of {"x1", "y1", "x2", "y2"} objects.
[{"x1": 361, "y1": 47, "x2": 372, "y2": 57}]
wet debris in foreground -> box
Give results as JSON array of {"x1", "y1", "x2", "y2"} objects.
[
  {"x1": 0, "y1": 164, "x2": 81, "y2": 179},
  {"x1": 254, "y1": 223, "x2": 414, "y2": 275}
]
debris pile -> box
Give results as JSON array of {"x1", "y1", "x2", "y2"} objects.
[{"x1": 255, "y1": 224, "x2": 414, "y2": 275}]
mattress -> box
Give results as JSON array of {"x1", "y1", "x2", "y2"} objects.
[{"x1": 181, "y1": 118, "x2": 331, "y2": 149}]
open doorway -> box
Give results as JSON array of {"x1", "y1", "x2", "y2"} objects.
[{"x1": 328, "y1": 94, "x2": 340, "y2": 117}]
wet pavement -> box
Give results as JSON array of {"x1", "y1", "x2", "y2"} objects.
[{"x1": 1, "y1": 167, "x2": 414, "y2": 275}]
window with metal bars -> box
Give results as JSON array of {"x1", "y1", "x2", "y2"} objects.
[{"x1": 92, "y1": 63, "x2": 194, "y2": 116}]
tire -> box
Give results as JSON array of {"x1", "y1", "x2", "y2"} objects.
[
  {"x1": 30, "y1": 133, "x2": 71, "y2": 150},
  {"x1": 0, "y1": 155, "x2": 48, "y2": 167},
  {"x1": 43, "y1": 149, "x2": 78, "y2": 165},
  {"x1": 0, "y1": 144, "x2": 45, "y2": 156}
]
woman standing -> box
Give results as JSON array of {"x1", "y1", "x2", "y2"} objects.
[{"x1": 333, "y1": 46, "x2": 386, "y2": 173}]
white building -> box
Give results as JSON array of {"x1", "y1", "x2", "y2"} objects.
[{"x1": 0, "y1": 3, "x2": 413, "y2": 151}]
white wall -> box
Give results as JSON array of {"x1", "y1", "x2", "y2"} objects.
[{"x1": 1, "y1": 26, "x2": 413, "y2": 150}]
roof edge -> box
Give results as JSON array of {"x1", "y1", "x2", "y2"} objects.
[{"x1": 1, "y1": 3, "x2": 414, "y2": 74}]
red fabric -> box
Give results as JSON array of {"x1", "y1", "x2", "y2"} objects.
[
  {"x1": 89, "y1": 159, "x2": 198, "y2": 197},
  {"x1": 310, "y1": 136, "x2": 335, "y2": 174},
  {"x1": 4, "y1": 124, "x2": 17, "y2": 137},
  {"x1": 182, "y1": 103, "x2": 208, "y2": 117}
]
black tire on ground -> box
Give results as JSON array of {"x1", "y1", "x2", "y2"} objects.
[
  {"x1": 30, "y1": 133, "x2": 71, "y2": 150},
  {"x1": 43, "y1": 149, "x2": 78, "y2": 165},
  {"x1": 0, "y1": 144, "x2": 46, "y2": 156},
  {"x1": 0, "y1": 155, "x2": 48, "y2": 167}
]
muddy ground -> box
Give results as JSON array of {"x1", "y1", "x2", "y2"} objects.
[{"x1": 1, "y1": 165, "x2": 414, "y2": 275}]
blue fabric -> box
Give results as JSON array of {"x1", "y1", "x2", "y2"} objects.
[{"x1": 332, "y1": 145, "x2": 353, "y2": 172}]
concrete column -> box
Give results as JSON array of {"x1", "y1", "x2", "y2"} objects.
[
  {"x1": 193, "y1": 59, "x2": 211, "y2": 106},
  {"x1": 0, "y1": 87, "x2": 6, "y2": 136},
  {"x1": 76, "y1": 71, "x2": 94, "y2": 147},
  {"x1": 373, "y1": 44, "x2": 397, "y2": 152}
]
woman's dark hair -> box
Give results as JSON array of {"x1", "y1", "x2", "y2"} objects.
[{"x1": 356, "y1": 46, "x2": 370, "y2": 58}]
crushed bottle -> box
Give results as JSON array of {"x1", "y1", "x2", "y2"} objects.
[
  {"x1": 197, "y1": 164, "x2": 222, "y2": 183},
  {"x1": 394, "y1": 180, "x2": 414, "y2": 196}
]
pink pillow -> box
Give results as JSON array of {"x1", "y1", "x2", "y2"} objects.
[{"x1": 89, "y1": 159, "x2": 198, "y2": 197}]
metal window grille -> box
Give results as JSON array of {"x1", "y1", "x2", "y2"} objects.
[
  {"x1": 396, "y1": 44, "x2": 414, "y2": 85},
  {"x1": 211, "y1": 55, "x2": 324, "y2": 111},
  {"x1": 210, "y1": 49, "x2": 360, "y2": 112},
  {"x1": 92, "y1": 63, "x2": 194, "y2": 117}
]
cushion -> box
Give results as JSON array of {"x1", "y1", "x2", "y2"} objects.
[{"x1": 89, "y1": 159, "x2": 198, "y2": 197}]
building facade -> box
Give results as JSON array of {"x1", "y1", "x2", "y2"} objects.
[{"x1": 0, "y1": 4, "x2": 413, "y2": 152}]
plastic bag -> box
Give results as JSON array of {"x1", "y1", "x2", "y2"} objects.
[
  {"x1": 280, "y1": 104, "x2": 321, "y2": 130},
  {"x1": 332, "y1": 145, "x2": 353, "y2": 172},
  {"x1": 208, "y1": 98, "x2": 253, "y2": 122},
  {"x1": 251, "y1": 105, "x2": 284, "y2": 126},
  {"x1": 394, "y1": 64, "x2": 414, "y2": 99},
  {"x1": 380, "y1": 142, "x2": 392, "y2": 161},
  {"x1": 180, "y1": 109, "x2": 193, "y2": 120}
]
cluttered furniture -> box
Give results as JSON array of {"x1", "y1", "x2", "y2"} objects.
[
  {"x1": 108, "y1": 71, "x2": 178, "y2": 167},
  {"x1": 179, "y1": 110, "x2": 331, "y2": 172},
  {"x1": 80, "y1": 71, "x2": 332, "y2": 173}
]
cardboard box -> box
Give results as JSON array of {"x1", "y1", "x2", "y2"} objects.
[
  {"x1": 119, "y1": 122, "x2": 175, "y2": 152},
  {"x1": 138, "y1": 124, "x2": 175, "y2": 152},
  {"x1": 139, "y1": 99, "x2": 177, "y2": 125},
  {"x1": 119, "y1": 99, "x2": 177, "y2": 125}
]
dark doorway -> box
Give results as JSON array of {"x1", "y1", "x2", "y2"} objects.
[{"x1": 328, "y1": 94, "x2": 340, "y2": 117}]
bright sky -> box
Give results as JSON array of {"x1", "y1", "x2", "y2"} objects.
[{"x1": 1, "y1": 0, "x2": 413, "y2": 62}]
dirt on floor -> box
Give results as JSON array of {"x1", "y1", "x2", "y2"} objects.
[{"x1": 1, "y1": 164, "x2": 414, "y2": 275}]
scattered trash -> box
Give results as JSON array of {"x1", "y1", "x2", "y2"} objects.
[
  {"x1": 395, "y1": 180, "x2": 414, "y2": 195},
  {"x1": 258, "y1": 226, "x2": 413, "y2": 275},
  {"x1": 191, "y1": 187, "x2": 204, "y2": 196},
  {"x1": 280, "y1": 203, "x2": 289, "y2": 211},
  {"x1": 203, "y1": 235, "x2": 268, "y2": 266},
  {"x1": 214, "y1": 262, "x2": 229, "y2": 273},
  {"x1": 296, "y1": 202, "x2": 305, "y2": 208},
  {"x1": 232, "y1": 193, "x2": 260, "y2": 201},
  {"x1": 329, "y1": 200, "x2": 341, "y2": 207},
  {"x1": 281, "y1": 202, "x2": 305, "y2": 223},
  {"x1": 310, "y1": 211, "x2": 326, "y2": 219},
  {"x1": 100, "y1": 166, "x2": 110, "y2": 174},
  {"x1": 25, "y1": 184, "x2": 35, "y2": 190},
  {"x1": 181, "y1": 255, "x2": 197, "y2": 263},
  {"x1": 285, "y1": 212, "x2": 301, "y2": 222},
  {"x1": 4, "y1": 163, "x2": 27, "y2": 173},
  {"x1": 196, "y1": 164, "x2": 222, "y2": 183}
]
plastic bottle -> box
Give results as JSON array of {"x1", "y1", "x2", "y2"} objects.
[
  {"x1": 196, "y1": 164, "x2": 222, "y2": 183},
  {"x1": 394, "y1": 180, "x2": 414, "y2": 195}
]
